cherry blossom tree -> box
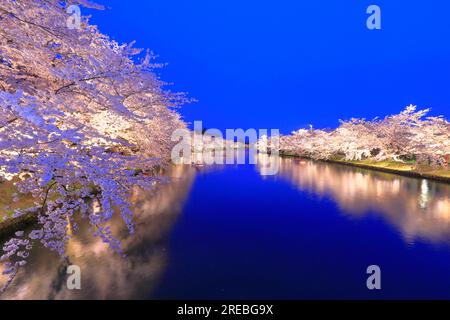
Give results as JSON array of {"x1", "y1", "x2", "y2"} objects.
[
  {"x1": 408, "y1": 113, "x2": 450, "y2": 167},
  {"x1": 0, "y1": 0, "x2": 187, "y2": 291},
  {"x1": 275, "y1": 106, "x2": 449, "y2": 167}
]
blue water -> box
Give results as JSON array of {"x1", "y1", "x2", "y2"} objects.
[
  {"x1": 152, "y1": 159, "x2": 450, "y2": 300},
  {"x1": 2, "y1": 157, "x2": 450, "y2": 299}
]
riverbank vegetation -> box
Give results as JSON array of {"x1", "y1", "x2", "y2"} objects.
[{"x1": 271, "y1": 106, "x2": 450, "y2": 179}]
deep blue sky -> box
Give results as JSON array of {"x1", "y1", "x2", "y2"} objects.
[{"x1": 87, "y1": 1, "x2": 450, "y2": 133}]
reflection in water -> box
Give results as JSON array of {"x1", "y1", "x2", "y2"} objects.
[
  {"x1": 1, "y1": 154, "x2": 449, "y2": 299},
  {"x1": 257, "y1": 155, "x2": 450, "y2": 245},
  {"x1": 0, "y1": 165, "x2": 196, "y2": 299}
]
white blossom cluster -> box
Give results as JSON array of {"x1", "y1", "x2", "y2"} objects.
[
  {"x1": 0, "y1": 0, "x2": 187, "y2": 291},
  {"x1": 271, "y1": 106, "x2": 450, "y2": 167}
]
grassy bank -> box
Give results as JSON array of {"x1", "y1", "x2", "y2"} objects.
[
  {"x1": 280, "y1": 152, "x2": 450, "y2": 184},
  {"x1": 0, "y1": 180, "x2": 36, "y2": 218},
  {"x1": 0, "y1": 180, "x2": 38, "y2": 236}
]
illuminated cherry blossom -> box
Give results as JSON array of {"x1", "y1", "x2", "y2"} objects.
[
  {"x1": 274, "y1": 106, "x2": 449, "y2": 167},
  {"x1": 0, "y1": 0, "x2": 187, "y2": 291}
]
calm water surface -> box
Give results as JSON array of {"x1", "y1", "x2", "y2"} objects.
[{"x1": 1, "y1": 155, "x2": 450, "y2": 299}]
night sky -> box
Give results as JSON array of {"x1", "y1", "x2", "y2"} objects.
[{"x1": 87, "y1": 0, "x2": 450, "y2": 134}]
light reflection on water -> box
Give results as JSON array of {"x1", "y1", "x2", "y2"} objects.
[
  {"x1": 258, "y1": 155, "x2": 450, "y2": 246},
  {"x1": 0, "y1": 154, "x2": 449, "y2": 299},
  {"x1": 0, "y1": 165, "x2": 196, "y2": 299}
]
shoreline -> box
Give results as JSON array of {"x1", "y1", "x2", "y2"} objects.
[
  {"x1": 0, "y1": 211, "x2": 37, "y2": 239},
  {"x1": 280, "y1": 152, "x2": 450, "y2": 184},
  {"x1": 0, "y1": 184, "x2": 100, "y2": 238}
]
